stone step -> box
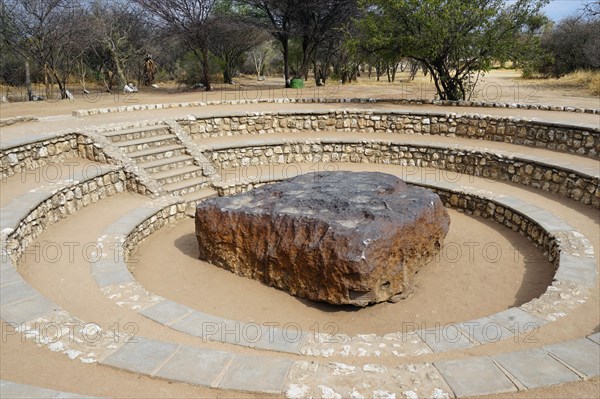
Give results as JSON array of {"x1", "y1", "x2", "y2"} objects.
[
  {"x1": 128, "y1": 144, "x2": 187, "y2": 163},
  {"x1": 103, "y1": 125, "x2": 171, "y2": 143},
  {"x1": 164, "y1": 176, "x2": 211, "y2": 197},
  {"x1": 137, "y1": 155, "x2": 196, "y2": 174},
  {"x1": 151, "y1": 165, "x2": 205, "y2": 186},
  {"x1": 115, "y1": 134, "x2": 180, "y2": 154},
  {"x1": 183, "y1": 188, "x2": 219, "y2": 213}
]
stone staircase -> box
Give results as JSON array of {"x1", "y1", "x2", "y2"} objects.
[{"x1": 104, "y1": 125, "x2": 214, "y2": 207}]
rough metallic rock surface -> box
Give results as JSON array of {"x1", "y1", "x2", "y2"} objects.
[{"x1": 195, "y1": 171, "x2": 450, "y2": 306}]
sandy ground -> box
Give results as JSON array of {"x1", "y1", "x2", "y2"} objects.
[
  {"x1": 134, "y1": 162, "x2": 600, "y2": 354},
  {"x1": 1, "y1": 75, "x2": 599, "y2": 398},
  {"x1": 134, "y1": 209, "x2": 553, "y2": 335},
  {"x1": 0, "y1": 69, "x2": 598, "y2": 120}
]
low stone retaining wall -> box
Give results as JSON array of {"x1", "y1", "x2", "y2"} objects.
[
  {"x1": 0, "y1": 115, "x2": 38, "y2": 127},
  {"x1": 5, "y1": 168, "x2": 129, "y2": 262},
  {"x1": 180, "y1": 110, "x2": 600, "y2": 159},
  {"x1": 0, "y1": 134, "x2": 81, "y2": 178},
  {"x1": 122, "y1": 202, "x2": 189, "y2": 265},
  {"x1": 208, "y1": 140, "x2": 599, "y2": 208},
  {"x1": 72, "y1": 97, "x2": 600, "y2": 117}
]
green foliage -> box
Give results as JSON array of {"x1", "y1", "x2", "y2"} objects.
[
  {"x1": 534, "y1": 17, "x2": 599, "y2": 77},
  {"x1": 176, "y1": 51, "x2": 215, "y2": 87},
  {"x1": 354, "y1": 0, "x2": 548, "y2": 100}
]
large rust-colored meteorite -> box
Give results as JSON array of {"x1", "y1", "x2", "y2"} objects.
[{"x1": 195, "y1": 171, "x2": 450, "y2": 306}]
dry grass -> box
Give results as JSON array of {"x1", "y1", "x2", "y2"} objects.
[{"x1": 524, "y1": 70, "x2": 600, "y2": 96}]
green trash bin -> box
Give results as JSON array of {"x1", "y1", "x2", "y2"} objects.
[{"x1": 290, "y1": 78, "x2": 304, "y2": 89}]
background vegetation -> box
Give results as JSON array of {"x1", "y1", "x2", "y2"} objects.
[{"x1": 1, "y1": 0, "x2": 598, "y2": 101}]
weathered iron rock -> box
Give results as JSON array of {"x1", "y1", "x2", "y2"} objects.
[{"x1": 195, "y1": 171, "x2": 450, "y2": 306}]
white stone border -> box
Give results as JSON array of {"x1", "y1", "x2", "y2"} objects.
[{"x1": 71, "y1": 97, "x2": 600, "y2": 117}]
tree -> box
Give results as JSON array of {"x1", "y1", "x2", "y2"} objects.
[
  {"x1": 0, "y1": 1, "x2": 27, "y2": 97},
  {"x1": 207, "y1": 17, "x2": 268, "y2": 83},
  {"x1": 3, "y1": 0, "x2": 93, "y2": 99},
  {"x1": 206, "y1": 1, "x2": 268, "y2": 84},
  {"x1": 250, "y1": 41, "x2": 274, "y2": 79},
  {"x1": 531, "y1": 14, "x2": 600, "y2": 77},
  {"x1": 134, "y1": 0, "x2": 217, "y2": 91},
  {"x1": 293, "y1": 0, "x2": 357, "y2": 81},
  {"x1": 582, "y1": 1, "x2": 600, "y2": 18},
  {"x1": 240, "y1": 0, "x2": 357, "y2": 86},
  {"x1": 89, "y1": 1, "x2": 149, "y2": 91},
  {"x1": 355, "y1": 0, "x2": 548, "y2": 100},
  {"x1": 239, "y1": 0, "x2": 296, "y2": 87}
]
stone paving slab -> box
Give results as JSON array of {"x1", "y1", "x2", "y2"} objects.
[
  {"x1": 457, "y1": 317, "x2": 514, "y2": 344},
  {"x1": 417, "y1": 324, "x2": 475, "y2": 352},
  {"x1": 525, "y1": 209, "x2": 574, "y2": 233},
  {"x1": 545, "y1": 338, "x2": 600, "y2": 378},
  {"x1": 93, "y1": 269, "x2": 135, "y2": 288},
  {"x1": 0, "y1": 266, "x2": 22, "y2": 288},
  {"x1": 0, "y1": 208, "x2": 22, "y2": 231},
  {"x1": 494, "y1": 348, "x2": 581, "y2": 389},
  {"x1": 0, "y1": 380, "x2": 100, "y2": 398},
  {"x1": 211, "y1": 321, "x2": 260, "y2": 348},
  {"x1": 101, "y1": 337, "x2": 179, "y2": 376},
  {"x1": 139, "y1": 299, "x2": 192, "y2": 325},
  {"x1": 0, "y1": 256, "x2": 11, "y2": 271},
  {"x1": 90, "y1": 258, "x2": 127, "y2": 275},
  {"x1": 0, "y1": 294, "x2": 57, "y2": 324},
  {"x1": 0, "y1": 279, "x2": 38, "y2": 305},
  {"x1": 102, "y1": 207, "x2": 163, "y2": 235},
  {"x1": 555, "y1": 253, "x2": 597, "y2": 287},
  {"x1": 155, "y1": 346, "x2": 234, "y2": 387},
  {"x1": 588, "y1": 332, "x2": 600, "y2": 345},
  {"x1": 489, "y1": 307, "x2": 547, "y2": 334},
  {"x1": 103, "y1": 222, "x2": 136, "y2": 235},
  {"x1": 254, "y1": 326, "x2": 306, "y2": 354},
  {"x1": 218, "y1": 354, "x2": 292, "y2": 394},
  {"x1": 170, "y1": 310, "x2": 228, "y2": 339},
  {"x1": 434, "y1": 357, "x2": 517, "y2": 397}
]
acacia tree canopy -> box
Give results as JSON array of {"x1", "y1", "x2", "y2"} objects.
[
  {"x1": 134, "y1": 0, "x2": 217, "y2": 91},
  {"x1": 355, "y1": 0, "x2": 548, "y2": 100}
]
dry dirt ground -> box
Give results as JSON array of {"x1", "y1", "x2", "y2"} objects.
[
  {"x1": 1, "y1": 69, "x2": 598, "y2": 119},
  {"x1": 0, "y1": 70, "x2": 599, "y2": 398}
]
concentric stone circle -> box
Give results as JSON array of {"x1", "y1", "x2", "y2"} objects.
[{"x1": 1, "y1": 98, "x2": 598, "y2": 398}]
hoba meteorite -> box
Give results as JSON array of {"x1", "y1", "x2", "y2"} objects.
[{"x1": 195, "y1": 171, "x2": 450, "y2": 306}]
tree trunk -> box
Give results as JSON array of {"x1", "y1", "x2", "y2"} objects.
[
  {"x1": 252, "y1": 51, "x2": 264, "y2": 79},
  {"x1": 108, "y1": 46, "x2": 128, "y2": 89},
  {"x1": 223, "y1": 59, "x2": 233, "y2": 84},
  {"x1": 201, "y1": 46, "x2": 212, "y2": 91},
  {"x1": 44, "y1": 64, "x2": 50, "y2": 99},
  {"x1": 115, "y1": 62, "x2": 127, "y2": 88},
  {"x1": 299, "y1": 36, "x2": 310, "y2": 79},
  {"x1": 282, "y1": 38, "x2": 290, "y2": 88},
  {"x1": 51, "y1": 69, "x2": 67, "y2": 99},
  {"x1": 25, "y1": 61, "x2": 33, "y2": 101},
  {"x1": 79, "y1": 62, "x2": 88, "y2": 93}
]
